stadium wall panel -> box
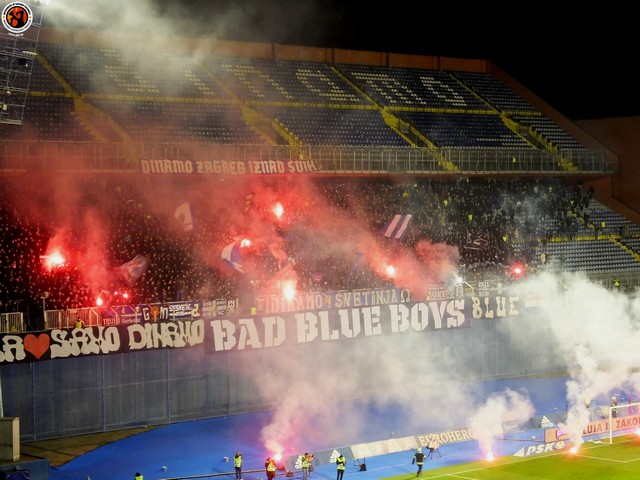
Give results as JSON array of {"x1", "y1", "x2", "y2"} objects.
[{"x1": 0, "y1": 313, "x2": 565, "y2": 442}]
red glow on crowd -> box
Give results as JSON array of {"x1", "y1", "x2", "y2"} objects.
[
  {"x1": 272, "y1": 202, "x2": 284, "y2": 220},
  {"x1": 282, "y1": 283, "x2": 296, "y2": 300},
  {"x1": 94, "y1": 289, "x2": 130, "y2": 308},
  {"x1": 113, "y1": 291, "x2": 130, "y2": 301},
  {"x1": 509, "y1": 263, "x2": 525, "y2": 279},
  {"x1": 41, "y1": 249, "x2": 67, "y2": 271}
]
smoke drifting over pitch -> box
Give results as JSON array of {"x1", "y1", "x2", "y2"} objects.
[{"x1": 518, "y1": 272, "x2": 640, "y2": 447}]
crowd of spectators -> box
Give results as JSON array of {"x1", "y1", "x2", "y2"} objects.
[{"x1": 0, "y1": 175, "x2": 592, "y2": 328}]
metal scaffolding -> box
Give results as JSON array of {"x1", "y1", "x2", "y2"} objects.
[{"x1": 0, "y1": 0, "x2": 47, "y2": 124}]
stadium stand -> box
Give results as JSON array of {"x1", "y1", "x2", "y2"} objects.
[
  {"x1": 450, "y1": 71, "x2": 539, "y2": 112},
  {"x1": 337, "y1": 64, "x2": 489, "y2": 109},
  {"x1": 89, "y1": 99, "x2": 266, "y2": 143},
  {"x1": 0, "y1": 33, "x2": 638, "y2": 322},
  {"x1": 1, "y1": 41, "x2": 605, "y2": 153},
  {"x1": 207, "y1": 57, "x2": 369, "y2": 105},
  {"x1": 262, "y1": 106, "x2": 408, "y2": 146},
  {"x1": 394, "y1": 111, "x2": 532, "y2": 148},
  {"x1": 1, "y1": 29, "x2": 640, "y2": 451}
]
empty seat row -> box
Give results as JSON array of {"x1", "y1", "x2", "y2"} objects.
[{"x1": 398, "y1": 112, "x2": 532, "y2": 148}]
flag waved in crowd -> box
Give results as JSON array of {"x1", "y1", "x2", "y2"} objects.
[
  {"x1": 382, "y1": 214, "x2": 412, "y2": 240},
  {"x1": 221, "y1": 241, "x2": 244, "y2": 273}
]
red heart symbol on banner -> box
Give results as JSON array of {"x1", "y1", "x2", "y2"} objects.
[{"x1": 24, "y1": 334, "x2": 50, "y2": 359}]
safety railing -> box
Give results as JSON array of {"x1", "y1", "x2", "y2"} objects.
[
  {"x1": 42, "y1": 297, "x2": 239, "y2": 330},
  {"x1": 0, "y1": 141, "x2": 617, "y2": 176},
  {"x1": 0, "y1": 312, "x2": 25, "y2": 333},
  {"x1": 24, "y1": 266, "x2": 639, "y2": 333}
]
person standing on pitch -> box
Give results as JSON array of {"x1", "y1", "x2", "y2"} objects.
[
  {"x1": 265, "y1": 456, "x2": 277, "y2": 480},
  {"x1": 233, "y1": 451, "x2": 242, "y2": 480},
  {"x1": 412, "y1": 448, "x2": 425, "y2": 476},
  {"x1": 302, "y1": 452, "x2": 313, "y2": 480},
  {"x1": 336, "y1": 452, "x2": 346, "y2": 480}
]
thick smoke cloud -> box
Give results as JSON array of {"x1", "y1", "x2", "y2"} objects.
[{"x1": 514, "y1": 272, "x2": 640, "y2": 447}]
